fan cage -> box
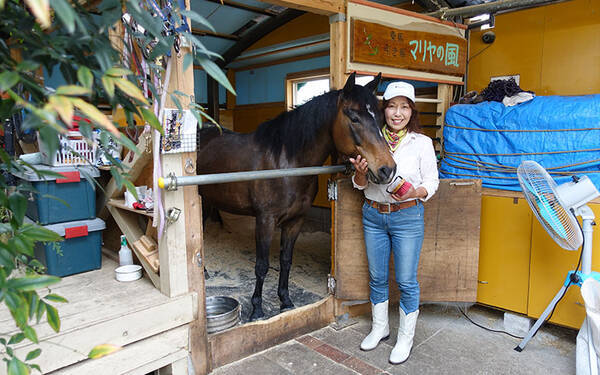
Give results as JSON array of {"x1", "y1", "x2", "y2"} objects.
[{"x1": 517, "y1": 161, "x2": 583, "y2": 251}]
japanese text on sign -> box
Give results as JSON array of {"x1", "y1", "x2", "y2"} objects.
[{"x1": 408, "y1": 40, "x2": 460, "y2": 67}]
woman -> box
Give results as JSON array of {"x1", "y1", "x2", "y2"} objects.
[{"x1": 350, "y1": 81, "x2": 439, "y2": 364}]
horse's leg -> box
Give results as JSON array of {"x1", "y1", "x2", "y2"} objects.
[
  {"x1": 250, "y1": 214, "x2": 275, "y2": 321},
  {"x1": 278, "y1": 216, "x2": 304, "y2": 312}
]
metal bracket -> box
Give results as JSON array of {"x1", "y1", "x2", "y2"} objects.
[
  {"x1": 165, "y1": 172, "x2": 178, "y2": 191},
  {"x1": 184, "y1": 158, "x2": 195, "y2": 174},
  {"x1": 327, "y1": 180, "x2": 338, "y2": 201},
  {"x1": 329, "y1": 13, "x2": 346, "y2": 23},
  {"x1": 327, "y1": 274, "x2": 336, "y2": 294},
  {"x1": 195, "y1": 251, "x2": 202, "y2": 268},
  {"x1": 166, "y1": 207, "x2": 181, "y2": 225}
]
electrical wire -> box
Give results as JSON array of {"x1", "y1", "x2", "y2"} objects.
[
  {"x1": 456, "y1": 306, "x2": 524, "y2": 339},
  {"x1": 457, "y1": 213, "x2": 585, "y2": 341}
]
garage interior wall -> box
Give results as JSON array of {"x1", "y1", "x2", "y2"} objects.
[
  {"x1": 468, "y1": 0, "x2": 600, "y2": 329},
  {"x1": 467, "y1": 0, "x2": 600, "y2": 95}
]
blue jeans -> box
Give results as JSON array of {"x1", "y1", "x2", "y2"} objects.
[{"x1": 362, "y1": 201, "x2": 425, "y2": 314}]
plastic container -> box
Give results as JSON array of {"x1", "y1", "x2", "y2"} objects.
[
  {"x1": 118, "y1": 235, "x2": 133, "y2": 266},
  {"x1": 12, "y1": 164, "x2": 99, "y2": 225},
  {"x1": 31, "y1": 217, "x2": 106, "y2": 277},
  {"x1": 38, "y1": 130, "x2": 97, "y2": 167}
]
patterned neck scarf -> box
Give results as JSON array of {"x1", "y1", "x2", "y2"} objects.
[{"x1": 383, "y1": 125, "x2": 407, "y2": 152}]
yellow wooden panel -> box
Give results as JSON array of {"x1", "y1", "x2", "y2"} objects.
[
  {"x1": 539, "y1": 0, "x2": 600, "y2": 95},
  {"x1": 246, "y1": 13, "x2": 329, "y2": 51},
  {"x1": 476, "y1": 196, "x2": 532, "y2": 314},
  {"x1": 467, "y1": 9, "x2": 544, "y2": 93},
  {"x1": 467, "y1": 0, "x2": 600, "y2": 95},
  {"x1": 528, "y1": 204, "x2": 600, "y2": 328}
]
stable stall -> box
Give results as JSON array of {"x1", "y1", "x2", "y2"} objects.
[{"x1": 5, "y1": 0, "x2": 597, "y2": 374}]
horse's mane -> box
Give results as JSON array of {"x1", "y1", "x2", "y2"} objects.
[{"x1": 252, "y1": 90, "x2": 340, "y2": 159}]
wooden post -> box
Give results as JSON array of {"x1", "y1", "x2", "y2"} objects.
[
  {"x1": 329, "y1": 14, "x2": 348, "y2": 90},
  {"x1": 329, "y1": 12, "x2": 349, "y2": 321},
  {"x1": 436, "y1": 83, "x2": 453, "y2": 158}
]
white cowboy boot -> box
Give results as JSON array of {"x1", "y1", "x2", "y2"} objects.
[
  {"x1": 360, "y1": 300, "x2": 390, "y2": 351},
  {"x1": 389, "y1": 308, "x2": 419, "y2": 364}
]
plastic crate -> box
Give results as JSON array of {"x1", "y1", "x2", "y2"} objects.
[
  {"x1": 12, "y1": 165, "x2": 99, "y2": 225},
  {"x1": 38, "y1": 130, "x2": 97, "y2": 167},
  {"x1": 29, "y1": 217, "x2": 106, "y2": 277}
]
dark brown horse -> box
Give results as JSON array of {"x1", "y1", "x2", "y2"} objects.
[{"x1": 197, "y1": 73, "x2": 395, "y2": 321}]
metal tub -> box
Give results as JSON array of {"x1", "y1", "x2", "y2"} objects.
[{"x1": 206, "y1": 296, "x2": 241, "y2": 334}]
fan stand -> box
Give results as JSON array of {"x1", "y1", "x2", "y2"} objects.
[{"x1": 515, "y1": 205, "x2": 600, "y2": 368}]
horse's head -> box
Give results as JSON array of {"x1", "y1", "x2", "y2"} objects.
[{"x1": 333, "y1": 72, "x2": 396, "y2": 184}]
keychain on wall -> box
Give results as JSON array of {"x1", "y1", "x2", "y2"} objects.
[{"x1": 160, "y1": 108, "x2": 197, "y2": 154}]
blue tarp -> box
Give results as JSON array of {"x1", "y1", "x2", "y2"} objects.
[{"x1": 439, "y1": 95, "x2": 600, "y2": 191}]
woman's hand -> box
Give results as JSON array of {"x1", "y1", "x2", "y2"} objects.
[
  {"x1": 392, "y1": 185, "x2": 428, "y2": 201},
  {"x1": 349, "y1": 155, "x2": 368, "y2": 187}
]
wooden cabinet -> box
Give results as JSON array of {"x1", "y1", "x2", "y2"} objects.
[
  {"x1": 477, "y1": 196, "x2": 532, "y2": 314},
  {"x1": 478, "y1": 190, "x2": 600, "y2": 329}
]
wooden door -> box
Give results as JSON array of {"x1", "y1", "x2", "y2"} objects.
[
  {"x1": 477, "y1": 195, "x2": 532, "y2": 314},
  {"x1": 333, "y1": 178, "x2": 482, "y2": 302}
]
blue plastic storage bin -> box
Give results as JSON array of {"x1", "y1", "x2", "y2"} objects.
[
  {"x1": 12, "y1": 165, "x2": 99, "y2": 225},
  {"x1": 32, "y1": 217, "x2": 106, "y2": 277}
]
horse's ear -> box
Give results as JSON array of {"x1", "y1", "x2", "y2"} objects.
[
  {"x1": 343, "y1": 72, "x2": 356, "y2": 96},
  {"x1": 364, "y1": 73, "x2": 382, "y2": 94}
]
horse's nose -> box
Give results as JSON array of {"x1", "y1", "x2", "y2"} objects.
[{"x1": 378, "y1": 165, "x2": 395, "y2": 183}]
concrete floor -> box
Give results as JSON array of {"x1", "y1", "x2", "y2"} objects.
[{"x1": 209, "y1": 303, "x2": 578, "y2": 375}]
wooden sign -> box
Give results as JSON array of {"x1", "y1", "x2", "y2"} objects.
[{"x1": 351, "y1": 18, "x2": 467, "y2": 76}]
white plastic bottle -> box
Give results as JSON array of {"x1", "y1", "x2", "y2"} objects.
[{"x1": 118, "y1": 235, "x2": 133, "y2": 266}]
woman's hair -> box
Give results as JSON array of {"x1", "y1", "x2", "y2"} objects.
[{"x1": 381, "y1": 97, "x2": 421, "y2": 133}]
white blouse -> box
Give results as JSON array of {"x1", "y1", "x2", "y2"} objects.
[{"x1": 352, "y1": 131, "x2": 439, "y2": 203}]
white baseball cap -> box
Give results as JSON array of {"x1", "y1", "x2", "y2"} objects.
[{"x1": 383, "y1": 81, "x2": 415, "y2": 103}]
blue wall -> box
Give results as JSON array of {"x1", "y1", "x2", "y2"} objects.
[
  {"x1": 194, "y1": 69, "x2": 226, "y2": 105},
  {"x1": 235, "y1": 55, "x2": 330, "y2": 105}
]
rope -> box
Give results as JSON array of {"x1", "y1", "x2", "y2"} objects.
[
  {"x1": 443, "y1": 147, "x2": 600, "y2": 157},
  {"x1": 444, "y1": 123, "x2": 600, "y2": 132},
  {"x1": 152, "y1": 56, "x2": 173, "y2": 239}
]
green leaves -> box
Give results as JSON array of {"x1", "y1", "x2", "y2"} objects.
[
  {"x1": 8, "y1": 193, "x2": 26, "y2": 227},
  {"x1": 55, "y1": 85, "x2": 91, "y2": 96},
  {"x1": 45, "y1": 304, "x2": 60, "y2": 332},
  {"x1": 195, "y1": 57, "x2": 235, "y2": 96},
  {"x1": 140, "y1": 107, "x2": 162, "y2": 134},
  {"x1": 7, "y1": 357, "x2": 29, "y2": 375},
  {"x1": 50, "y1": 0, "x2": 76, "y2": 33},
  {"x1": 77, "y1": 67, "x2": 93, "y2": 89},
  {"x1": 88, "y1": 344, "x2": 121, "y2": 359},
  {"x1": 6, "y1": 276, "x2": 61, "y2": 292},
  {"x1": 0, "y1": 71, "x2": 20, "y2": 92}
]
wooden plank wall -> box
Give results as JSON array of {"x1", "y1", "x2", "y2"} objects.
[{"x1": 334, "y1": 178, "x2": 481, "y2": 303}]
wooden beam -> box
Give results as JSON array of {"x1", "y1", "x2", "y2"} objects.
[
  {"x1": 205, "y1": 0, "x2": 279, "y2": 16},
  {"x1": 192, "y1": 28, "x2": 240, "y2": 41},
  {"x1": 207, "y1": 75, "x2": 220, "y2": 124},
  {"x1": 107, "y1": 205, "x2": 161, "y2": 289},
  {"x1": 209, "y1": 297, "x2": 335, "y2": 369},
  {"x1": 158, "y1": 1, "x2": 209, "y2": 372},
  {"x1": 329, "y1": 16, "x2": 347, "y2": 92},
  {"x1": 218, "y1": 9, "x2": 304, "y2": 68},
  {"x1": 258, "y1": 0, "x2": 345, "y2": 15},
  {"x1": 98, "y1": 133, "x2": 153, "y2": 220}
]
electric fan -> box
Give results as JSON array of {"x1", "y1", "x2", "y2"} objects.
[{"x1": 515, "y1": 160, "x2": 600, "y2": 353}]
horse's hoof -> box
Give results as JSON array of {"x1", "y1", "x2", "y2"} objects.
[
  {"x1": 249, "y1": 310, "x2": 265, "y2": 322},
  {"x1": 280, "y1": 303, "x2": 295, "y2": 313}
]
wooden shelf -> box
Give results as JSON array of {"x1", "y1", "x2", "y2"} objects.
[{"x1": 107, "y1": 199, "x2": 154, "y2": 217}]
